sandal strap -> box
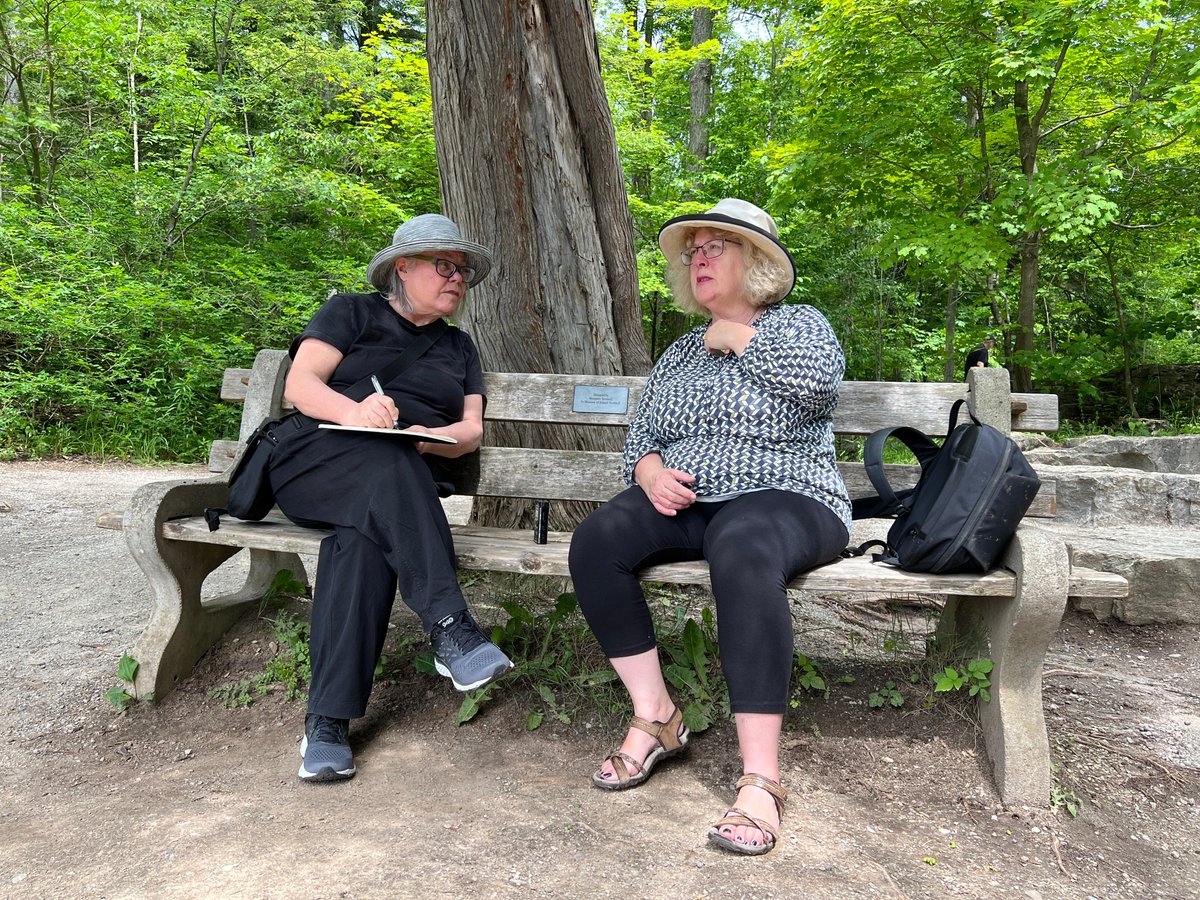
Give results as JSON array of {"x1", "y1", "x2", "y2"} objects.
[
  {"x1": 629, "y1": 705, "x2": 685, "y2": 753},
  {"x1": 712, "y1": 807, "x2": 779, "y2": 844},
  {"x1": 736, "y1": 773, "x2": 788, "y2": 816},
  {"x1": 606, "y1": 750, "x2": 643, "y2": 782}
]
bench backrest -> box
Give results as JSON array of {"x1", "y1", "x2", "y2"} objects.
[{"x1": 212, "y1": 349, "x2": 1059, "y2": 517}]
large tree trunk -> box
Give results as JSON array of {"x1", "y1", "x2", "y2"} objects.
[{"x1": 427, "y1": 0, "x2": 651, "y2": 527}]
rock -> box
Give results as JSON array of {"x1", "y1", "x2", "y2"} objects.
[
  {"x1": 1030, "y1": 523, "x2": 1200, "y2": 625},
  {"x1": 1035, "y1": 465, "x2": 1200, "y2": 528},
  {"x1": 1026, "y1": 435, "x2": 1200, "y2": 475}
]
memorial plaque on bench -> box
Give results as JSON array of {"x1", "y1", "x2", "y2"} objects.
[{"x1": 572, "y1": 385, "x2": 629, "y2": 415}]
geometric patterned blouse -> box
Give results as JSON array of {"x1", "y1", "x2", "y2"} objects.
[{"x1": 622, "y1": 302, "x2": 853, "y2": 531}]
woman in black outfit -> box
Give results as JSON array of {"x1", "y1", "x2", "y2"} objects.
[{"x1": 269, "y1": 214, "x2": 512, "y2": 783}]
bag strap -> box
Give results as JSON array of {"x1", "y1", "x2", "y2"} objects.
[
  {"x1": 948, "y1": 397, "x2": 983, "y2": 431},
  {"x1": 861, "y1": 425, "x2": 942, "y2": 512},
  {"x1": 840, "y1": 539, "x2": 900, "y2": 568},
  {"x1": 342, "y1": 318, "x2": 448, "y2": 402}
]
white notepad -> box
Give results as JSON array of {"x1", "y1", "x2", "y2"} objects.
[{"x1": 318, "y1": 424, "x2": 457, "y2": 444}]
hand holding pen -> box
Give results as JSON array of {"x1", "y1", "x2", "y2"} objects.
[{"x1": 369, "y1": 375, "x2": 400, "y2": 429}]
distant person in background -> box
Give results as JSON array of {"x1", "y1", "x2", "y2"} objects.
[{"x1": 964, "y1": 335, "x2": 997, "y2": 379}]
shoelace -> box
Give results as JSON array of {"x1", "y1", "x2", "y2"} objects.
[
  {"x1": 308, "y1": 716, "x2": 348, "y2": 744},
  {"x1": 437, "y1": 612, "x2": 487, "y2": 654}
]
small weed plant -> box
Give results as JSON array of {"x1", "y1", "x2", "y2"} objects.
[
  {"x1": 436, "y1": 591, "x2": 620, "y2": 727},
  {"x1": 792, "y1": 653, "x2": 829, "y2": 702},
  {"x1": 208, "y1": 570, "x2": 312, "y2": 709},
  {"x1": 105, "y1": 653, "x2": 147, "y2": 710},
  {"x1": 660, "y1": 606, "x2": 728, "y2": 733},
  {"x1": 209, "y1": 608, "x2": 312, "y2": 708},
  {"x1": 869, "y1": 679, "x2": 905, "y2": 708},
  {"x1": 933, "y1": 658, "x2": 993, "y2": 702},
  {"x1": 1050, "y1": 762, "x2": 1082, "y2": 817}
]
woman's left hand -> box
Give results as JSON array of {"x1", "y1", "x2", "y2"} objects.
[{"x1": 704, "y1": 320, "x2": 756, "y2": 357}]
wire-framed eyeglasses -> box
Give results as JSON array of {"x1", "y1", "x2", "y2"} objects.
[
  {"x1": 410, "y1": 255, "x2": 475, "y2": 282},
  {"x1": 680, "y1": 238, "x2": 742, "y2": 266}
]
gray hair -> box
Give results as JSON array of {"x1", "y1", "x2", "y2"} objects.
[
  {"x1": 385, "y1": 264, "x2": 412, "y2": 313},
  {"x1": 664, "y1": 228, "x2": 792, "y2": 315}
]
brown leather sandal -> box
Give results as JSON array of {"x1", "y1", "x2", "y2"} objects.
[
  {"x1": 707, "y1": 773, "x2": 788, "y2": 856},
  {"x1": 592, "y1": 705, "x2": 690, "y2": 791}
]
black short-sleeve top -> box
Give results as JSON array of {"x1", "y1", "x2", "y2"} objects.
[{"x1": 289, "y1": 292, "x2": 486, "y2": 427}]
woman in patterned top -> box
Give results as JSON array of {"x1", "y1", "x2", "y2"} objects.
[{"x1": 568, "y1": 198, "x2": 851, "y2": 856}]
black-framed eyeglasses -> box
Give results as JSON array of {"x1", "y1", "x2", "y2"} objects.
[
  {"x1": 411, "y1": 255, "x2": 475, "y2": 282},
  {"x1": 680, "y1": 238, "x2": 741, "y2": 266}
]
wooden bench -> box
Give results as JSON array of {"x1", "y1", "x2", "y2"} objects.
[{"x1": 99, "y1": 349, "x2": 1127, "y2": 807}]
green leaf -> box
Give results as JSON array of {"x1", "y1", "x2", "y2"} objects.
[
  {"x1": 413, "y1": 651, "x2": 437, "y2": 676},
  {"x1": 526, "y1": 710, "x2": 544, "y2": 731},
  {"x1": 681, "y1": 701, "x2": 714, "y2": 734},
  {"x1": 105, "y1": 686, "x2": 132, "y2": 710},
  {"x1": 116, "y1": 653, "x2": 139, "y2": 684}
]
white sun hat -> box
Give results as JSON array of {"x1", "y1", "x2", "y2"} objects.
[{"x1": 657, "y1": 198, "x2": 796, "y2": 301}]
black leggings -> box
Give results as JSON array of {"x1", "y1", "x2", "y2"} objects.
[{"x1": 569, "y1": 487, "x2": 848, "y2": 714}]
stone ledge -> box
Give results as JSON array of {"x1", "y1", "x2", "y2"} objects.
[
  {"x1": 1026, "y1": 522, "x2": 1200, "y2": 626},
  {"x1": 1034, "y1": 464, "x2": 1200, "y2": 528},
  {"x1": 1026, "y1": 434, "x2": 1200, "y2": 474}
]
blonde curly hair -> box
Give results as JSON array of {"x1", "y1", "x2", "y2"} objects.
[{"x1": 664, "y1": 228, "x2": 793, "y2": 315}]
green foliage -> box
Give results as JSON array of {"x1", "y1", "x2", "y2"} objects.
[
  {"x1": 869, "y1": 679, "x2": 906, "y2": 709},
  {"x1": 208, "y1": 573, "x2": 312, "y2": 709},
  {"x1": 661, "y1": 607, "x2": 728, "y2": 733},
  {"x1": 1050, "y1": 762, "x2": 1082, "y2": 817},
  {"x1": 105, "y1": 652, "x2": 141, "y2": 710},
  {"x1": 599, "y1": 0, "x2": 1200, "y2": 406},
  {"x1": 934, "y1": 658, "x2": 994, "y2": 702},
  {"x1": 441, "y1": 591, "x2": 621, "y2": 727},
  {"x1": 0, "y1": 1, "x2": 436, "y2": 460},
  {"x1": 792, "y1": 652, "x2": 828, "y2": 701}
]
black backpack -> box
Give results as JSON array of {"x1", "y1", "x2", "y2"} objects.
[{"x1": 848, "y1": 399, "x2": 1041, "y2": 574}]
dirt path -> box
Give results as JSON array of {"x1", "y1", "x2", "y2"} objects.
[{"x1": 1, "y1": 460, "x2": 1198, "y2": 899}]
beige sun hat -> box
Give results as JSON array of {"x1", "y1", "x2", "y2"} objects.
[
  {"x1": 366, "y1": 213, "x2": 493, "y2": 290},
  {"x1": 657, "y1": 198, "x2": 796, "y2": 301}
]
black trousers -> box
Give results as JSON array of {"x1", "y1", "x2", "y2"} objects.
[
  {"x1": 269, "y1": 415, "x2": 467, "y2": 720},
  {"x1": 568, "y1": 486, "x2": 848, "y2": 714}
]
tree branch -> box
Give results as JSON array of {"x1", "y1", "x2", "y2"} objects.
[{"x1": 1041, "y1": 104, "x2": 1129, "y2": 138}]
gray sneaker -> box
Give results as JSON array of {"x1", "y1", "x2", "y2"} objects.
[
  {"x1": 431, "y1": 610, "x2": 514, "y2": 691},
  {"x1": 298, "y1": 714, "x2": 355, "y2": 782}
]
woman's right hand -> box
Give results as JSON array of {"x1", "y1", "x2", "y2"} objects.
[
  {"x1": 286, "y1": 337, "x2": 400, "y2": 427},
  {"x1": 347, "y1": 393, "x2": 399, "y2": 429},
  {"x1": 635, "y1": 456, "x2": 697, "y2": 516}
]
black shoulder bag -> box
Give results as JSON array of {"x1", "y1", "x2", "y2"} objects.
[
  {"x1": 205, "y1": 320, "x2": 448, "y2": 530},
  {"x1": 844, "y1": 398, "x2": 1041, "y2": 574}
]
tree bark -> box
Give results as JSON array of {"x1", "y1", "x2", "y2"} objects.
[
  {"x1": 1099, "y1": 243, "x2": 1139, "y2": 418},
  {"x1": 426, "y1": 0, "x2": 651, "y2": 527},
  {"x1": 943, "y1": 279, "x2": 958, "y2": 382},
  {"x1": 686, "y1": 6, "x2": 712, "y2": 174}
]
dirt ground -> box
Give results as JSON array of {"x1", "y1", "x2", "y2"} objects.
[{"x1": 1, "y1": 459, "x2": 1199, "y2": 900}]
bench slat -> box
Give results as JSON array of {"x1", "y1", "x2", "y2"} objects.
[
  {"x1": 206, "y1": 439, "x2": 1056, "y2": 516},
  {"x1": 219, "y1": 367, "x2": 1057, "y2": 434},
  {"x1": 158, "y1": 515, "x2": 1125, "y2": 599}
]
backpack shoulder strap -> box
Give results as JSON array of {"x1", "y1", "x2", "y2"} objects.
[{"x1": 861, "y1": 425, "x2": 942, "y2": 513}]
